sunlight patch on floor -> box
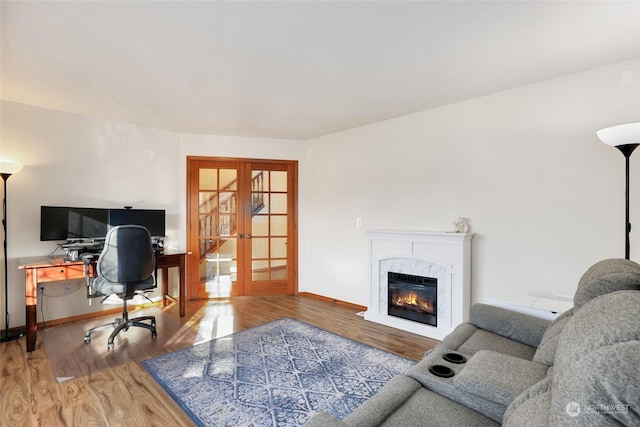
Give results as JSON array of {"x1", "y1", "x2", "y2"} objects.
[{"x1": 196, "y1": 301, "x2": 235, "y2": 340}]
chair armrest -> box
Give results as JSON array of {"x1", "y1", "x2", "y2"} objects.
[
  {"x1": 470, "y1": 304, "x2": 550, "y2": 347},
  {"x1": 453, "y1": 350, "x2": 549, "y2": 406}
]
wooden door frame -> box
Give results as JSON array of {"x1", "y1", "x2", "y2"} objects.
[{"x1": 186, "y1": 156, "x2": 298, "y2": 298}]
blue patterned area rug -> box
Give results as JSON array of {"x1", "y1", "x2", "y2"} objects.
[{"x1": 142, "y1": 317, "x2": 415, "y2": 426}]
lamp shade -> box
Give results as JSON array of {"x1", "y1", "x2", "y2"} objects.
[
  {"x1": 596, "y1": 122, "x2": 640, "y2": 147},
  {"x1": 0, "y1": 161, "x2": 23, "y2": 175}
]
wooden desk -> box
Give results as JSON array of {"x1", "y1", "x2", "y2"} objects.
[
  {"x1": 19, "y1": 251, "x2": 187, "y2": 352},
  {"x1": 156, "y1": 251, "x2": 187, "y2": 318}
]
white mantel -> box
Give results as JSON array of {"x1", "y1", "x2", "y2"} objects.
[{"x1": 365, "y1": 230, "x2": 473, "y2": 340}]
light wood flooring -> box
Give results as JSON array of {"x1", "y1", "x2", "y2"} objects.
[{"x1": 1, "y1": 295, "x2": 439, "y2": 426}]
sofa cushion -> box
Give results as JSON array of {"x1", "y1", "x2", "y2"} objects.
[
  {"x1": 439, "y1": 322, "x2": 479, "y2": 351},
  {"x1": 469, "y1": 303, "x2": 550, "y2": 348},
  {"x1": 329, "y1": 374, "x2": 500, "y2": 427},
  {"x1": 573, "y1": 258, "x2": 640, "y2": 309},
  {"x1": 550, "y1": 291, "x2": 640, "y2": 426},
  {"x1": 532, "y1": 308, "x2": 574, "y2": 366},
  {"x1": 453, "y1": 350, "x2": 548, "y2": 407},
  {"x1": 382, "y1": 387, "x2": 499, "y2": 427},
  {"x1": 502, "y1": 375, "x2": 552, "y2": 427},
  {"x1": 457, "y1": 329, "x2": 537, "y2": 360}
]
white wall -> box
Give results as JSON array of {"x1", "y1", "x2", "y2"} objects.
[{"x1": 302, "y1": 60, "x2": 640, "y2": 307}]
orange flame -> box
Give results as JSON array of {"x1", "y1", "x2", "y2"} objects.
[{"x1": 394, "y1": 292, "x2": 433, "y2": 313}]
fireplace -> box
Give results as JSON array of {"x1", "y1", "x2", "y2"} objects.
[
  {"x1": 365, "y1": 230, "x2": 472, "y2": 340},
  {"x1": 388, "y1": 272, "x2": 437, "y2": 327}
]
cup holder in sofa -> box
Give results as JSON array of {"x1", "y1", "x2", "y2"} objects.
[
  {"x1": 442, "y1": 352, "x2": 467, "y2": 364},
  {"x1": 428, "y1": 365, "x2": 454, "y2": 378}
]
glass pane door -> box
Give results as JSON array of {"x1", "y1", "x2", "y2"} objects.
[
  {"x1": 196, "y1": 165, "x2": 242, "y2": 297},
  {"x1": 188, "y1": 157, "x2": 297, "y2": 299},
  {"x1": 246, "y1": 164, "x2": 295, "y2": 295}
]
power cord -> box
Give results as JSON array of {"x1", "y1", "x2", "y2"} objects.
[{"x1": 47, "y1": 245, "x2": 65, "y2": 258}]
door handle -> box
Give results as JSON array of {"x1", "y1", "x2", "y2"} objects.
[
  {"x1": 246, "y1": 234, "x2": 252, "y2": 239},
  {"x1": 238, "y1": 234, "x2": 243, "y2": 239}
]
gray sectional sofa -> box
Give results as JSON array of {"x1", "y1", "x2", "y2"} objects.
[{"x1": 305, "y1": 259, "x2": 640, "y2": 426}]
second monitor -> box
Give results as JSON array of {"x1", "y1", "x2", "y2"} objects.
[{"x1": 108, "y1": 209, "x2": 166, "y2": 238}]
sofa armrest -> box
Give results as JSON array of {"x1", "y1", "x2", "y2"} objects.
[
  {"x1": 453, "y1": 350, "x2": 549, "y2": 406},
  {"x1": 342, "y1": 375, "x2": 422, "y2": 427},
  {"x1": 408, "y1": 346, "x2": 507, "y2": 423},
  {"x1": 470, "y1": 304, "x2": 550, "y2": 348},
  {"x1": 304, "y1": 412, "x2": 350, "y2": 427}
]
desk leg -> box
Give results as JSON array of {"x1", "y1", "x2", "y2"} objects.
[
  {"x1": 158, "y1": 255, "x2": 185, "y2": 317},
  {"x1": 25, "y1": 269, "x2": 38, "y2": 352},
  {"x1": 179, "y1": 255, "x2": 185, "y2": 317},
  {"x1": 26, "y1": 305, "x2": 37, "y2": 352},
  {"x1": 161, "y1": 268, "x2": 169, "y2": 308}
]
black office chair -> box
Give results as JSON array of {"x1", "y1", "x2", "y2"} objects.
[{"x1": 83, "y1": 225, "x2": 157, "y2": 350}]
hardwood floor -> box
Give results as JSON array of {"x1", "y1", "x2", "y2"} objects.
[{"x1": 1, "y1": 295, "x2": 439, "y2": 426}]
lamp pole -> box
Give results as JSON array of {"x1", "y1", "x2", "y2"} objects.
[
  {"x1": 617, "y1": 144, "x2": 638, "y2": 260},
  {"x1": 1, "y1": 163, "x2": 25, "y2": 343},
  {"x1": 597, "y1": 123, "x2": 640, "y2": 260}
]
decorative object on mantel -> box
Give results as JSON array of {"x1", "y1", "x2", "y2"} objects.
[
  {"x1": 0, "y1": 160, "x2": 25, "y2": 343},
  {"x1": 597, "y1": 122, "x2": 640, "y2": 260},
  {"x1": 453, "y1": 217, "x2": 470, "y2": 233}
]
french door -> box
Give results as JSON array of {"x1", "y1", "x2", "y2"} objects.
[{"x1": 187, "y1": 157, "x2": 297, "y2": 298}]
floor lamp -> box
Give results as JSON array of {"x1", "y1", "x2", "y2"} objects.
[
  {"x1": 1, "y1": 161, "x2": 25, "y2": 343},
  {"x1": 596, "y1": 122, "x2": 640, "y2": 260}
]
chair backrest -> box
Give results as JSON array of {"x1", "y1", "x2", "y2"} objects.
[{"x1": 97, "y1": 225, "x2": 155, "y2": 285}]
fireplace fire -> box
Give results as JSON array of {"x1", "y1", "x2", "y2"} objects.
[{"x1": 388, "y1": 272, "x2": 437, "y2": 327}]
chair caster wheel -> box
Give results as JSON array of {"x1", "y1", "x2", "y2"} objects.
[
  {"x1": 151, "y1": 331, "x2": 157, "y2": 339},
  {"x1": 107, "y1": 343, "x2": 114, "y2": 350},
  {"x1": 84, "y1": 336, "x2": 91, "y2": 344}
]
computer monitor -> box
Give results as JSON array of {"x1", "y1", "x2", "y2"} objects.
[
  {"x1": 40, "y1": 206, "x2": 109, "y2": 241},
  {"x1": 67, "y1": 208, "x2": 109, "y2": 240},
  {"x1": 40, "y1": 206, "x2": 70, "y2": 241},
  {"x1": 108, "y1": 209, "x2": 166, "y2": 237}
]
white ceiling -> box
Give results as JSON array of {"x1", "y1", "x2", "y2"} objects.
[{"x1": 2, "y1": 1, "x2": 639, "y2": 140}]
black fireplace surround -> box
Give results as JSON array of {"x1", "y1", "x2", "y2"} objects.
[{"x1": 388, "y1": 271, "x2": 437, "y2": 327}]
